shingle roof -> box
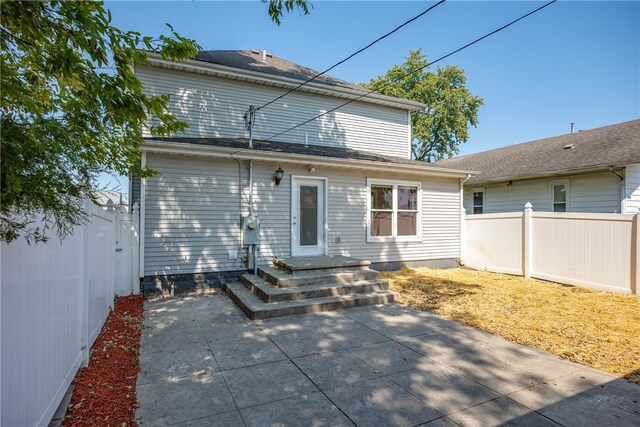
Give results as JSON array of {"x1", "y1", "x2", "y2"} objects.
[
  {"x1": 437, "y1": 119, "x2": 640, "y2": 183},
  {"x1": 195, "y1": 50, "x2": 363, "y2": 91},
  {"x1": 144, "y1": 136, "x2": 467, "y2": 171}
]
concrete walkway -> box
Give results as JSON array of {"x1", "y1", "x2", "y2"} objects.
[{"x1": 136, "y1": 294, "x2": 640, "y2": 426}]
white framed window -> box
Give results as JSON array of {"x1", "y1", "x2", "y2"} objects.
[
  {"x1": 550, "y1": 180, "x2": 570, "y2": 212},
  {"x1": 367, "y1": 178, "x2": 422, "y2": 242},
  {"x1": 472, "y1": 188, "x2": 485, "y2": 214}
]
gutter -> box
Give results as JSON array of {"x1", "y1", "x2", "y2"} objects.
[
  {"x1": 465, "y1": 164, "x2": 635, "y2": 186},
  {"x1": 141, "y1": 140, "x2": 478, "y2": 179},
  {"x1": 143, "y1": 54, "x2": 425, "y2": 112}
]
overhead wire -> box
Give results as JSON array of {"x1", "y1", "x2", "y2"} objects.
[
  {"x1": 254, "y1": 0, "x2": 447, "y2": 112},
  {"x1": 264, "y1": 0, "x2": 557, "y2": 143}
]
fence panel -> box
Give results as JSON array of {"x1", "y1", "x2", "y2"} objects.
[
  {"x1": 1, "y1": 224, "x2": 85, "y2": 427},
  {"x1": 531, "y1": 212, "x2": 634, "y2": 293},
  {"x1": 464, "y1": 206, "x2": 638, "y2": 295},
  {"x1": 86, "y1": 202, "x2": 115, "y2": 346},
  {"x1": 465, "y1": 212, "x2": 524, "y2": 275},
  {"x1": 1, "y1": 198, "x2": 139, "y2": 427}
]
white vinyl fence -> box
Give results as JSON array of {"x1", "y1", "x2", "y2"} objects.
[
  {"x1": 463, "y1": 203, "x2": 639, "y2": 295},
  {"x1": 1, "y1": 200, "x2": 140, "y2": 427}
]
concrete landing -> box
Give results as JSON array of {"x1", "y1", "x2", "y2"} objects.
[{"x1": 274, "y1": 256, "x2": 370, "y2": 272}]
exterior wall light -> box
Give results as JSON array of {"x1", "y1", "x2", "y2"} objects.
[{"x1": 274, "y1": 166, "x2": 285, "y2": 185}]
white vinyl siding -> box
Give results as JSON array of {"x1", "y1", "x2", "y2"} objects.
[
  {"x1": 623, "y1": 164, "x2": 640, "y2": 214},
  {"x1": 143, "y1": 153, "x2": 460, "y2": 276},
  {"x1": 463, "y1": 172, "x2": 623, "y2": 214},
  {"x1": 136, "y1": 65, "x2": 410, "y2": 158}
]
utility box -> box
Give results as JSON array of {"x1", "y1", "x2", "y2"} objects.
[{"x1": 242, "y1": 215, "x2": 260, "y2": 245}]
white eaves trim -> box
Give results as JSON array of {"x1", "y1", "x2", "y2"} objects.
[
  {"x1": 144, "y1": 54, "x2": 425, "y2": 112},
  {"x1": 142, "y1": 140, "x2": 477, "y2": 179}
]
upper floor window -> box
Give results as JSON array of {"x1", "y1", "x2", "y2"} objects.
[
  {"x1": 472, "y1": 189, "x2": 484, "y2": 214},
  {"x1": 367, "y1": 179, "x2": 421, "y2": 242},
  {"x1": 550, "y1": 180, "x2": 570, "y2": 212}
]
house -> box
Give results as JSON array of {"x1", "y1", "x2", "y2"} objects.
[
  {"x1": 130, "y1": 50, "x2": 473, "y2": 296},
  {"x1": 93, "y1": 190, "x2": 128, "y2": 209},
  {"x1": 437, "y1": 120, "x2": 640, "y2": 215}
]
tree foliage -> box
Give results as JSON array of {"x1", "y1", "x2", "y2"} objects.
[
  {"x1": 364, "y1": 49, "x2": 484, "y2": 162},
  {"x1": 262, "y1": 0, "x2": 311, "y2": 25},
  {"x1": 0, "y1": 0, "x2": 308, "y2": 243}
]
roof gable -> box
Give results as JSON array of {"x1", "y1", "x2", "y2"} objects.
[{"x1": 143, "y1": 51, "x2": 425, "y2": 112}]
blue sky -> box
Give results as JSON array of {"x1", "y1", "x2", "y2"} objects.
[{"x1": 103, "y1": 0, "x2": 639, "y2": 191}]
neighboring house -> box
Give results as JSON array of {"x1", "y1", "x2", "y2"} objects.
[
  {"x1": 437, "y1": 120, "x2": 640, "y2": 215},
  {"x1": 93, "y1": 190, "x2": 128, "y2": 209},
  {"x1": 130, "y1": 50, "x2": 473, "y2": 293}
]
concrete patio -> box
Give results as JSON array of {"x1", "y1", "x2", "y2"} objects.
[{"x1": 136, "y1": 294, "x2": 640, "y2": 426}]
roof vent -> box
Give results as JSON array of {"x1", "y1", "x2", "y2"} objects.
[
  {"x1": 564, "y1": 144, "x2": 575, "y2": 150},
  {"x1": 259, "y1": 50, "x2": 272, "y2": 63}
]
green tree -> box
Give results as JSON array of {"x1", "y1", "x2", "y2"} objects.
[
  {"x1": 364, "y1": 49, "x2": 484, "y2": 162},
  {"x1": 1, "y1": 0, "x2": 308, "y2": 243},
  {"x1": 262, "y1": 0, "x2": 311, "y2": 25}
]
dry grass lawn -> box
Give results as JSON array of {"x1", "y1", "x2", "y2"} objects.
[{"x1": 380, "y1": 267, "x2": 640, "y2": 384}]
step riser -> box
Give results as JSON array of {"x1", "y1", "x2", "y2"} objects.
[
  {"x1": 241, "y1": 276, "x2": 389, "y2": 303},
  {"x1": 259, "y1": 269, "x2": 379, "y2": 288},
  {"x1": 226, "y1": 286, "x2": 397, "y2": 320}
]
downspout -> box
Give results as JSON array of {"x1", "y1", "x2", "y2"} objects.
[
  {"x1": 235, "y1": 159, "x2": 243, "y2": 254},
  {"x1": 248, "y1": 160, "x2": 257, "y2": 274},
  {"x1": 609, "y1": 167, "x2": 625, "y2": 213},
  {"x1": 249, "y1": 160, "x2": 254, "y2": 215}
]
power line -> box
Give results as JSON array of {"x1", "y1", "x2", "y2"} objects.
[
  {"x1": 265, "y1": 0, "x2": 557, "y2": 143},
  {"x1": 255, "y1": 0, "x2": 447, "y2": 112}
]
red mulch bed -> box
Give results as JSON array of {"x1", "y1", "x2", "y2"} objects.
[{"x1": 63, "y1": 295, "x2": 145, "y2": 427}]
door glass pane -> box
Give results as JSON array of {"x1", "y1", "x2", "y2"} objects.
[
  {"x1": 397, "y1": 212, "x2": 417, "y2": 236},
  {"x1": 371, "y1": 185, "x2": 393, "y2": 210},
  {"x1": 300, "y1": 186, "x2": 318, "y2": 246},
  {"x1": 554, "y1": 185, "x2": 566, "y2": 203},
  {"x1": 398, "y1": 186, "x2": 418, "y2": 210},
  {"x1": 371, "y1": 212, "x2": 392, "y2": 236}
]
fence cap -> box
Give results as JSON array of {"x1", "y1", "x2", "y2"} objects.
[{"x1": 524, "y1": 202, "x2": 533, "y2": 210}]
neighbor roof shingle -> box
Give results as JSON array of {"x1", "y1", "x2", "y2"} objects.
[{"x1": 437, "y1": 119, "x2": 640, "y2": 183}]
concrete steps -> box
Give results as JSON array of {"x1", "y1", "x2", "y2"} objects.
[
  {"x1": 226, "y1": 282, "x2": 397, "y2": 320},
  {"x1": 241, "y1": 274, "x2": 390, "y2": 303},
  {"x1": 226, "y1": 256, "x2": 397, "y2": 319}
]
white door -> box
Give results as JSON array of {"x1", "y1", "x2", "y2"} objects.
[{"x1": 291, "y1": 177, "x2": 326, "y2": 256}]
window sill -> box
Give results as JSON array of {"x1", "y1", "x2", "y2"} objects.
[{"x1": 367, "y1": 236, "x2": 422, "y2": 244}]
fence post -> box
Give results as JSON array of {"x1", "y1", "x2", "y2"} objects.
[
  {"x1": 132, "y1": 202, "x2": 141, "y2": 295},
  {"x1": 106, "y1": 200, "x2": 116, "y2": 309},
  {"x1": 633, "y1": 213, "x2": 639, "y2": 295},
  {"x1": 523, "y1": 202, "x2": 533, "y2": 278},
  {"x1": 81, "y1": 198, "x2": 91, "y2": 367}
]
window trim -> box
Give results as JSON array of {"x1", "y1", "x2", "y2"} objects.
[
  {"x1": 471, "y1": 187, "x2": 485, "y2": 215},
  {"x1": 366, "y1": 178, "x2": 422, "y2": 243},
  {"x1": 549, "y1": 179, "x2": 570, "y2": 212}
]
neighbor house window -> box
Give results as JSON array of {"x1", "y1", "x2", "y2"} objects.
[
  {"x1": 472, "y1": 189, "x2": 484, "y2": 214},
  {"x1": 367, "y1": 179, "x2": 421, "y2": 242},
  {"x1": 551, "y1": 181, "x2": 569, "y2": 212}
]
